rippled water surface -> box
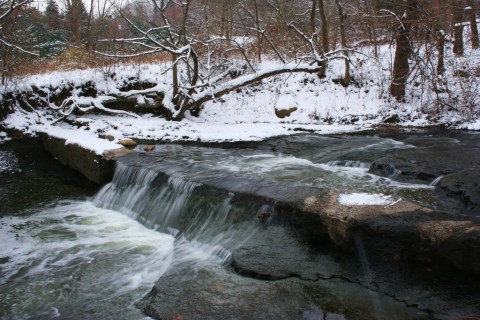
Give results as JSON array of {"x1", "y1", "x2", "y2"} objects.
[{"x1": 1, "y1": 130, "x2": 479, "y2": 319}]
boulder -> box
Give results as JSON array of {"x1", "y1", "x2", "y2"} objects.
[
  {"x1": 300, "y1": 191, "x2": 480, "y2": 274},
  {"x1": 275, "y1": 107, "x2": 297, "y2": 119},
  {"x1": 118, "y1": 138, "x2": 137, "y2": 147},
  {"x1": 143, "y1": 145, "x2": 155, "y2": 152},
  {"x1": 435, "y1": 169, "x2": 480, "y2": 212},
  {"x1": 274, "y1": 95, "x2": 298, "y2": 118}
]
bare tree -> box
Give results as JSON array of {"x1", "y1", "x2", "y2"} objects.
[
  {"x1": 318, "y1": 0, "x2": 329, "y2": 53},
  {"x1": 334, "y1": 0, "x2": 350, "y2": 85},
  {"x1": 452, "y1": 0, "x2": 465, "y2": 55},
  {"x1": 72, "y1": 0, "x2": 347, "y2": 121},
  {"x1": 0, "y1": 0, "x2": 40, "y2": 84},
  {"x1": 466, "y1": 0, "x2": 479, "y2": 49},
  {"x1": 388, "y1": 0, "x2": 419, "y2": 100},
  {"x1": 0, "y1": 0, "x2": 39, "y2": 55}
]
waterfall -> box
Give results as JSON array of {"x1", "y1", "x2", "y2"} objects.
[
  {"x1": 93, "y1": 162, "x2": 204, "y2": 232},
  {"x1": 327, "y1": 160, "x2": 371, "y2": 168},
  {"x1": 92, "y1": 161, "x2": 263, "y2": 267},
  {"x1": 429, "y1": 175, "x2": 443, "y2": 187}
]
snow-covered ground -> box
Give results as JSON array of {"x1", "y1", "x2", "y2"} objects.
[{"x1": 1, "y1": 42, "x2": 479, "y2": 154}]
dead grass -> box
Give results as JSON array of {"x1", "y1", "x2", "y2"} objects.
[{"x1": 14, "y1": 48, "x2": 172, "y2": 77}]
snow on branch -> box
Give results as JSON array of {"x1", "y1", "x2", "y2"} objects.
[
  {"x1": 0, "y1": 0, "x2": 31, "y2": 21},
  {"x1": 186, "y1": 63, "x2": 324, "y2": 111},
  {"x1": 0, "y1": 0, "x2": 39, "y2": 56}
]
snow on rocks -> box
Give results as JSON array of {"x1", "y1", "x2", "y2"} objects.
[
  {"x1": 0, "y1": 131, "x2": 11, "y2": 144},
  {"x1": 45, "y1": 126, "x2": 120, "y2": 155},
  {"x1": 338, "y1": 193, "x2": 395, "y2": 206}
]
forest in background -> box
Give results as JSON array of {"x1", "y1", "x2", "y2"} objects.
[{"x1": 2, "y1": 0, "x2": 480, "y2": 121}]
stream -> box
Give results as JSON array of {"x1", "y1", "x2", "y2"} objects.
[{"x1": 0, "y1": 128, "x2": 479, "y2": 320}]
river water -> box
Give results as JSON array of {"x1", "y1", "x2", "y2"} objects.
[{"x1": 0, "y1": 129, "x2": 479, "y2": 319}]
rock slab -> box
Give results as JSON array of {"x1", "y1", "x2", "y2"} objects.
[{"x1": 40, "y1": 133, "x2": 131, "y2": 184}]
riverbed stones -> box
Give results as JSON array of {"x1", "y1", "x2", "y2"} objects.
[
  {"x1": 118, "y1": 138, "x2": 137, "y2": 147},
  {"x1": 144, "y1": 145, "x2": 155, "y2": 152}
]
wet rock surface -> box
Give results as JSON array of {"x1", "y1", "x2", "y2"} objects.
[
  {"x1": 140, "y1": 266, "x2": 430, "y2": 320},
  {"x1": 5, "y1": 128, "x2": 479, "y2": 319},
  {"x1": 40, "y1": 132, "x2": 131, "y2": 184},
  {"x1": 125, "y1": 130, "x2": 480, "y2": 320},
  {"x1": 369, "y1": 147, "x2": 480, "y2": 183},
  {"x1": 229, "y1": 221, "x2": 480, "y2": 319},
  {"x1": 435, "y1": 168, "x2": 480, "y2": 212}
]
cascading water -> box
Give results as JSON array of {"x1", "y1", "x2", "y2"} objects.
[
  {"x1": 0, "y1": 158, "x2": 264, "y2": 319},
  {"x1": 92, "y1": 161, "x2": 266, "y2": 270},
  {"x1": 2, "y1": 131, "x2": 478, "y2": 320}
]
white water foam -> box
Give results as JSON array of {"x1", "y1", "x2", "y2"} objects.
[
  {"x1": 1, "y1": 199, "x2": 238, "y2": 318},
  {"x1": 0, "y1": 201, "x2": 175, "y2": 317},
  {"x1": 216, "y1": 153, "x2": 433, "y2": 190},
  {"x1": 168, "y1": 176, "x2": 202, "y2": 191},
  {"x1": 429, "y1": 176, "x2": 443, "y2": 186},
  {"x1": 218, "y1": 153, "x2": 314, "y2": 174}
]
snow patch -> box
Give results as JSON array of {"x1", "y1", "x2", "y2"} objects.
[
  {"x1": 0, "y1": 131, "x2": 11, "y2": 144},
  {"x1": 338, "y1": 193, "x2": 394, "y2": 206},
  {"x1": 457, "y1": 119, "x2": 480, "y2": 130},
  {"x1": 276, "y1": 95, "x2": 297, "y2": 110},
  {"x1": 45, "y1": 127, "x2": 120, "y2": 155}
]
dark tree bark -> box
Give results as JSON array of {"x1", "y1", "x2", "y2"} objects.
[
  {"x1": 318, "y1": 0, "x2": 329, "y2": 53},
  {"x1": 310, "y1": 0, "x2": 317, "y2": 36},
  {"x1": 466, "y1": 0, "x2": 479, "y2": 49},
  {"x1": 436, "y1": 29, "x2": 446, "y2": 74},
  {"x1": 453, "y1": 1, "x2": 465, "y2": 55},
  {"x1": 390, "y1": 0, "x2": 417, "y2": 100}
]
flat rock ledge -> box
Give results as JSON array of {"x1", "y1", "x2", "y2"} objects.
[
  {"x1": 300, "y1": 191, "x2": 480, "y2": 274},
  {"x1": 40, "y1": 132, "x2": 132, "y2": 184}
]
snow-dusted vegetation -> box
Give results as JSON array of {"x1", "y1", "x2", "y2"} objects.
[{"x1": 2, "y1": 0, "x2": 480, "y2": 145}]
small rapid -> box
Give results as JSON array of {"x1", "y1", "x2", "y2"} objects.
[
  {"x1": 0, "y1": 201, "x2": 175, "y2": 319},
  {"x1": 2, "y1": 130, "x2": 478, "y2": 319}
]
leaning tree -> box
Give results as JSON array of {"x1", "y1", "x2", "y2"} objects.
[{"x1": 62, "y1": 0, "x2": 350, "y2": 121}]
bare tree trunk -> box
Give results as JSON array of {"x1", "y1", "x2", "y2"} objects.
[
  {"x1": 436, "y1": 29, "x2": 445, "y2": 74},
  {"x1": 391, "y1": 0, "x2": 417, "y2": 100},
  {"x1": 310, "y1": 0, "x2": 317, "y2": 36},
  {"x1": 172, "y1": 53, "x2": 179, "y2": 108},
  {"x1": 466, "y1": 0, "x2": 479, "y2": 49},
  {"x1": 453, "y1": 1, "x2": 465, "y2": 55},
  {"x1": 65, "y1": 0, "x2": 85, "y2": 44},
  {"x1": 86, "y1": 0, "x2": 94, "y2": 49},
  {"x1": 334, "y1": 0, "x2": 350, "y2": 86},
  {"x1": 254, "y1": 0, "x2": 262, "y2": 62},
  {"x1": 365, "y1": 0, "x2": 378, "y2": 58},
  {"x1": 391, "y1": 21, "x2": 410, "y2": 99},
  {"x1": 318, "y1": 0, "x2": 329, "y2": 53}
]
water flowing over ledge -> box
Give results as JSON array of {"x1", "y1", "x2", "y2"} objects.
[{"x1": 2, "y1": 130, "x2": 479, "y2": 319}]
